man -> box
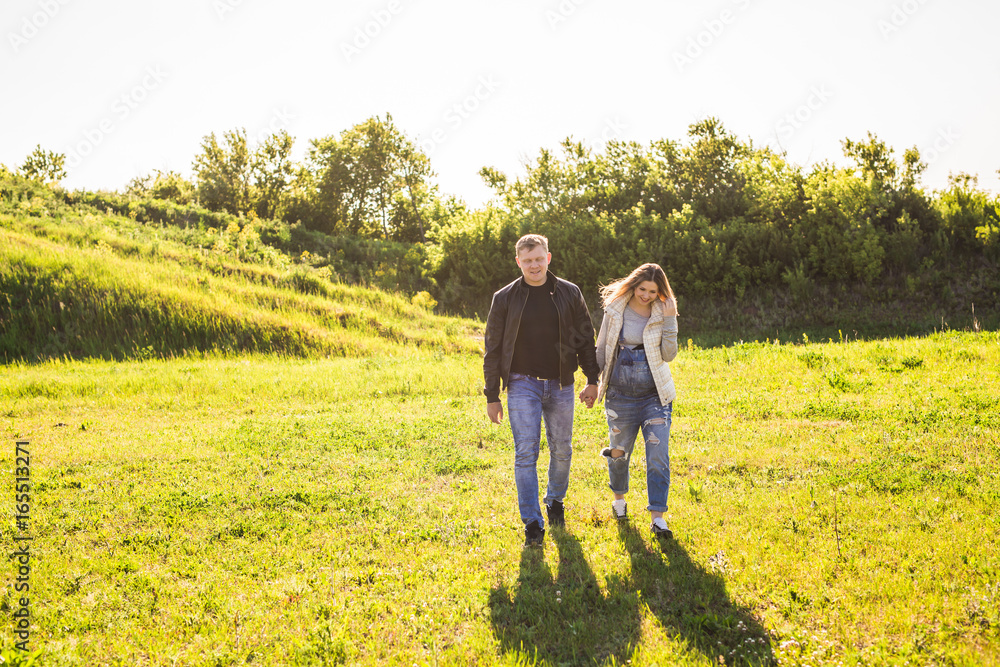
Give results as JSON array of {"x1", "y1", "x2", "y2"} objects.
[{"x1": 483, "y1": 233, "x2": 600, "y2": 547}]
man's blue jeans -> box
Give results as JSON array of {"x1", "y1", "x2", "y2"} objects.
[{"x1": 507, "y1": 373, "x2": 575, "y2": 528}]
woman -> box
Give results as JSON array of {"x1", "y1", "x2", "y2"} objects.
[{"x1": 595, "y1": 263, "x2": 678, "y2": 537}]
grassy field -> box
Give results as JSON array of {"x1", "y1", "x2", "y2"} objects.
[{"x1": 2, "y1": 330, "x2": 998, "y2": 665}]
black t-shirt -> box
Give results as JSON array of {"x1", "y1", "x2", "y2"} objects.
[{"x1": 510, "y1": 277, "x2": 561, "y2": 379}]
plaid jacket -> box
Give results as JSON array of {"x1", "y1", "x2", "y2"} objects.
[{"x1": 596, "y1": 295, "x2": 678, "y2": 406}]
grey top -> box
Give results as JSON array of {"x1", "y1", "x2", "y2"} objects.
[
  {"x1": 595, "y1": 304, "x2": 679, "y2": 370},
  {"x1": 621, "y1": 305, "x2": 649, "y2": 346}
]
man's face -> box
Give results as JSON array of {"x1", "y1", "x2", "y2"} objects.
[{"x1": 516, "y1": 244, "x2": 551, "y2": 286}]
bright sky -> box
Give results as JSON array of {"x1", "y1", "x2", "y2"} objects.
[{"x1": 4, "y1": 0, "x2": 999, "y2": 208}]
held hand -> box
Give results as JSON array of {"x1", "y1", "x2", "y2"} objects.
[
  {"x1": 487, "y1": 401, "x2": 504, "y2": 424},
  {"x1": 579, "y1": 384, "x2": 598, "y2": 409}
]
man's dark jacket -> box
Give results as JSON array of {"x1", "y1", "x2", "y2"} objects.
[{"x1": 483, "y1": 272, "x2": 600, "y2": 403}]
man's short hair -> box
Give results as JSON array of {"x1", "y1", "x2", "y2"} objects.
[{"x1": 515, "y1": 234, "x2": 549, "y2": 255}]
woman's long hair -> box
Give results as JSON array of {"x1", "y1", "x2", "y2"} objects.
[{"x1": 599, "y1": 263, "x2": 676, "y2": 310}]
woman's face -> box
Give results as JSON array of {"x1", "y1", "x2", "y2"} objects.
[{"x1": 633, "y1": 280, "x2": 659, "y2": 305}]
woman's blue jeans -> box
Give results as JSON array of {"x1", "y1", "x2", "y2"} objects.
[
  {"x1": 604, "y1": 345, "x2": 672, "y2": 513},
  {"x1": 507, "y1": 373, "x2": 575, "y2": 528}
]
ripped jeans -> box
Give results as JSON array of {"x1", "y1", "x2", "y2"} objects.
[{"x1": 604, "y1": 344, "x2": 672, "y2": 512}]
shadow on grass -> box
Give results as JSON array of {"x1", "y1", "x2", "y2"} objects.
[{"x1": 489, "y1": 524, "x2": 774, "y2": 665}]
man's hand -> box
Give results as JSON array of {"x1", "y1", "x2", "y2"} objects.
[
  {"x1": 579, "y1": 384, "x2": 598, "y2": 409},
  {"x1": 487, "y1": 401, "x2": 504, "y2": 424}
]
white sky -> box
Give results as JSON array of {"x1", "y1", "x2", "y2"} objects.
[{"x1": 4, "y1": 0, "x2": 999, "y2": 208}]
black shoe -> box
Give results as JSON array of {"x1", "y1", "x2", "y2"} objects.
[
  {"x1": 651, "y1": 519, "x2": 673, "y2": 539},
  {"x1": 546, "y1": 500, "x2": 565, "y2": 528},
  {"x1": 524, "y1": 520, "x2": 545, "y2": 547}
]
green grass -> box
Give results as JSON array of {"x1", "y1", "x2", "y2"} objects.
[
  {"x1": 1, "y1": 212, "x2": 481, "y2": 361},
  {"x1": 2, "y1": 171, "x2": 998, "y2": 664},
  {"x1": 2, "y1": 331, "x2": 999, "y2": 665}
]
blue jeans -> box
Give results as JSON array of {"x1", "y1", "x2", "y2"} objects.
[
  {"x1": 604, "y1": 345, "x2": 672, "y2": 513},
  {"x1": 507, "y1": 373, "x2": 575, "y2": 528}
]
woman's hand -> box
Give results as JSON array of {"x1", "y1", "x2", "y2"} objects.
[{"x1": 662, "y1": 298, "x2": 678, "y2": 317}]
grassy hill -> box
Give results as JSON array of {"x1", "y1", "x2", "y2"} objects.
[{"x1": 1, "y1": 175, "x2": 481, "y2": 362}]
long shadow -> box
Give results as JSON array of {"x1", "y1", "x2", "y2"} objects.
[
  {"x1": 489, "y1": 525, "x2": 774, "y2": 665},
  {"x1": 488, "y1": 529, "x2": 642, "y2": 664},
  {"x1": 617, "y1": 522, "x2": 774, "y2": 666}
]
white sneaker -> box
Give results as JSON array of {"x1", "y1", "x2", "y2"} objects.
[{"x1": 612, "y1": 499, "x2": 627, "y2": 520}]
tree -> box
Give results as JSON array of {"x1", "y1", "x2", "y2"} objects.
[
  {"x1": 306, "y1": 114, "x2": 435, "y2": 240},
  {"x1": 126, "y1": 170, "x2": 195, "y2": 204},
  {"x1": 842, "y1": 132, "x2": 898, "y2": 191},
  {"x1": 900, "y1": 146, "x2": 926, "y2": 192},
  {"x1": 675, "y1": 118, "x2": 749, "y2": 223},
  {"x1": 937, "y1": 173, "x2": 998, "y2": 253},
  {"x1": 20, "y1": 145, "x2": 66, "y2": 184},
  {"x1": 252, "y1": 130, "x2": 294, "y2": 220},
  {"x1": 391, "y1": 138, "x2": 434, "y2": 242},
  {"x1": 192, "y1": 129, "x2": 253, "y2": 215}
]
